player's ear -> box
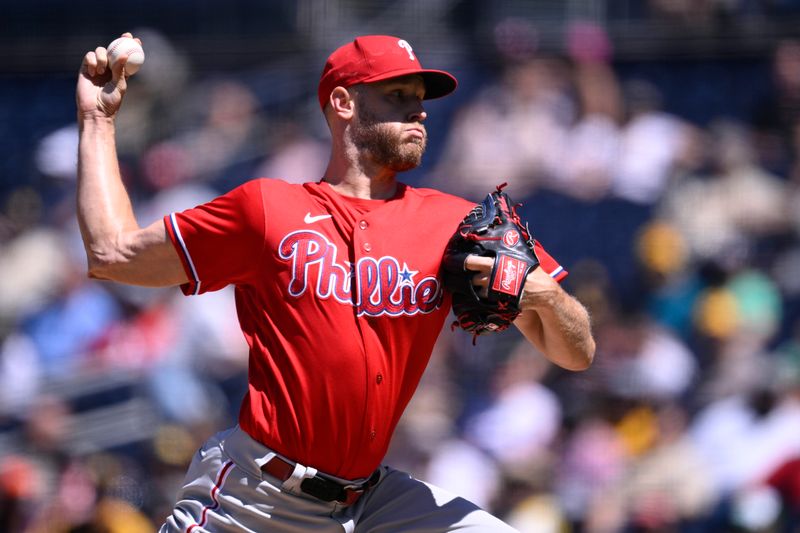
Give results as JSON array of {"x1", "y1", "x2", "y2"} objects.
[{"x1": 330, "y1": 86, "x2": 355, "y2": 120}]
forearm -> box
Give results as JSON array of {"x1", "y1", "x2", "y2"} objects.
[
  {"x1": 515, "y1": 273, "x2": 595, "y2": 370},
  {"x1": 77, "y1": 116, "x2": 139, "y2": 269},
  {"x1": 73, "y1": 34, "x2": 188, "y2": 287}
]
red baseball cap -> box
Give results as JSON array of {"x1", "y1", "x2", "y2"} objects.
[{"x1": 318, "y1": 35, "x2": 458, "y2": 110}]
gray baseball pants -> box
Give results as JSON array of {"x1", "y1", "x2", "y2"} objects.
[{"x1": 159, "y1": 425, "x2": 518, "y2": 532}]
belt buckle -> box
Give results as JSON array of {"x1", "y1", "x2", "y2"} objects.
[
  {"x1": 298, "y1": 468, "x2": 380, "y2": 505},
  {"x1": 300, "y1": 476, "x2": 346, "y2": 503}
]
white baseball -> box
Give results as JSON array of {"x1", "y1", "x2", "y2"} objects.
[{"x1": 107, "y1": 37, "x2": 145, "y2": 75}]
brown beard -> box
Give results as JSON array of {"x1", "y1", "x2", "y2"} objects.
[{"x1": 350, "y1": 102, "x2": 426, "y2": 172}]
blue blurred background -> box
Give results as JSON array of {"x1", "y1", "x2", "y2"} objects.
[{"x1": 2, "y1": 1, "x2": 800, "y2": 531}]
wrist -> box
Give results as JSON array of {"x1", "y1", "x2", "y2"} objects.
[
  {"x1": 519, "y1": 270, "x2": 560, "y2": 311},
  {"x1": 78, "y1": 112, "x2": 115, "y2": 127}
]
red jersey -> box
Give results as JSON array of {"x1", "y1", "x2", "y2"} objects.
[{"x1": 164, "y1": 179, "x2": 567, "y2": 479}]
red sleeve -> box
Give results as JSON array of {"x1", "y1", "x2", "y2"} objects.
[
  {"x1": 163, "y1": 179, "x2": 267, "y2": 295},
  {"x1": 533, "y1": 240, "x2": 568, "y2": 283}
]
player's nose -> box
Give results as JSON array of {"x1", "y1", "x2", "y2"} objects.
[{"x1": 407, "y1": 102, "x2": 427, "y2": 123}]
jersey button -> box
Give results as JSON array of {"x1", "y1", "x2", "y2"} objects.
[
  {"x1": 359, "y1": 220, "x2": 368, "y2": 230},
  {"x1": 369, "y1": 430, "x2": 376, "y2": 440},
  {"x1": 363, "y1": 242, "x2": 372, "y2": 252},
  {"x1": 376, "y1": 373, "x2": 383, "y2": 384}
]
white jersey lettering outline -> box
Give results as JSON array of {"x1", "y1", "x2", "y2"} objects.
[{"x1": 278, "y1": 230, "x2": 442, "y2": 317}]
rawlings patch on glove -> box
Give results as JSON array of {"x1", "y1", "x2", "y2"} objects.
[{"x1": 443, "y1": 184, "x2": 539, "y2": 341}]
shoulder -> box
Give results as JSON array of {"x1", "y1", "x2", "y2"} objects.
[
  {"x1": 245, "y1": 177, "x2": 300, "y2": 193},
  {"x1": 403, "y1": 185, "x2": 475, "y2": 213},
  {"x1": 210, "y1": 178, "x2": 316, "y2": 220},
  {"x1": 237, "y1": 178, "x2": 321, "y2": 202}
]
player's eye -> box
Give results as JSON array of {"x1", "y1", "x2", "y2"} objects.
[{"x1": 387, "y1": 87, "x2": 423, "y2": 103}]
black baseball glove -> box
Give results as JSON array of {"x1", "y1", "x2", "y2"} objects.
[{"x1": 442, "y1": 184, "x2": 540, "y2": 342}]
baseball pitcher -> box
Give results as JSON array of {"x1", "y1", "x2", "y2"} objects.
[{"x1": 76, "y1": 32, "x2": 595, "y2": 532}]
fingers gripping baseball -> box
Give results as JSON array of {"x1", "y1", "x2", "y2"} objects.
[{"x1": 77, "y1": 33, "x2": 142, "y2": 119}]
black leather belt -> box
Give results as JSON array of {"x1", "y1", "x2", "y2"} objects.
[{"x1": 261, "y1": 456, "x2": 380, "y2": 505}]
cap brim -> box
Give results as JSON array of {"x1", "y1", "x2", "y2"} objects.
[{"x1": 361, "y1": 68, "x2": 458, "y2": 100}]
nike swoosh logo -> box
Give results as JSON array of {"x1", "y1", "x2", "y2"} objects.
[{"x1": 304, "y1": 213, "x2": 333, "y2": 224}]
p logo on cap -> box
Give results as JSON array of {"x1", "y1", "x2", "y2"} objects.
[
  {"x1": 318, "y1": 35, "x2": 458, "y2": 110},
  {"x1": 397, "y1": 39, "x2": 415, "y2": 60}
]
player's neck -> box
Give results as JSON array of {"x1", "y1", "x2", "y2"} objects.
[
  {"x1": 322, "y1": 152, "x2": 398, "y2": 200},
  {"x1": 322, "y1": 173, "x2": 398, "y2": 200}
]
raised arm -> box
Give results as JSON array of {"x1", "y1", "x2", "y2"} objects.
[
  {"x1": 464, "y1": 256, "x2": 595, "y2": 370},
  {"x1": 76, "y1": 33, "x2": 187, "y2": 287}
]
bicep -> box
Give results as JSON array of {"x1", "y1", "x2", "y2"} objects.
[{"x1": 88, "y1": 219, "x2": 189, "y2": 287}]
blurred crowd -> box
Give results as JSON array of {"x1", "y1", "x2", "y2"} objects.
[{"x1": 3, "y1": 12, "x2": 800, "y2": 533}]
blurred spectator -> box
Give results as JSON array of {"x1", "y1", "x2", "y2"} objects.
[
  {"x1": 555, "y1": 415, "x2": 627, "y2": 527},
  {"x1": 593, "y1": 310, "x2": 698, "y2": 401},
  {"x1": 554, "y1": 22, "x2": 622, "y2": 201},
  {"x1": 34, "y1": 125, "x2": 78, "y2": 182},
  {"x1": 690, "y1": 382, "x2": 800, "y2": 495},
  {"x1": 144, "y1": 79, "x2": 267, "y2": 192},
  {"x1": 660, "y1": 119, "x2": 791, "y2": 264},
  {"x1": 114, "y1": 28, "x2": 191, "y2": 158},
  {"x1": 613, "y1": 80, "x2": 696, "y2": 204},
  {"x1": 0, "y1": 226, "x2": 72, "y2": 326},
  {"x1": 254, "y1": 118, "x2": 328, "y2": 184},
  {"x1": 464, "y1": 340, "x2": 561, "y2": 467},
  {"x1": 613, "y1": 402, "x2": 717, "y2": 530},
  {"x1": 504, "y1": 492, "x2": 568, "y2": 533},
  {"x1": 431, "y1": 54, "x2": 575, "y2": 200}
]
